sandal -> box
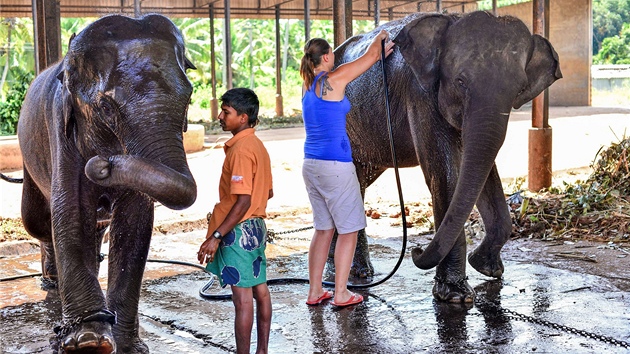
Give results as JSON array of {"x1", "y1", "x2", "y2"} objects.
[
  {"x1": 331, "y1": 292, "x2": 363, "y2": 308},
  {"x1": 306, "y1": 291, "x2": 333, "y2": 306}
]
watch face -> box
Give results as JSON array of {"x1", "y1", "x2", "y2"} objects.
[{"x1": 213, "y1": 231, "x2": 221, "y2": 239}]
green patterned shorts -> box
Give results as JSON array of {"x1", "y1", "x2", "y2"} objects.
[{"x1": 205, "y1": 217, "x2": 267, "y2": 288}]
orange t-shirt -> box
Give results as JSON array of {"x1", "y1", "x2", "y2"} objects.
[{"x1": 208, "y1": 128, "x2": 273, "y2": 233}]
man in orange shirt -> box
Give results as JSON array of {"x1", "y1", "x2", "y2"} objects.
[{"x1": 197, "y1": 88, "x2": 273, "y2": 354}]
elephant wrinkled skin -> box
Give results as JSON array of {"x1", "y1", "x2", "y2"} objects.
[
  {"x1": 14, "y1": 14, "x2": 197, "y2": 353},
  {"x1": 333, "y1": 11, "x2": 561, "y2": 302}
]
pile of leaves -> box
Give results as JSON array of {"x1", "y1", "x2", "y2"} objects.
[
  {"x1": 512, "y1": 137, "x2": 630, "y2": 242},
  {"x1": 0, "y1": 217, "x2": 30, "y2": 242}
]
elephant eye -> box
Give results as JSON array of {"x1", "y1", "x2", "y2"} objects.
[
  {"x1": 99, "y1": 97, "x2": 116, "y2": 117},
  {"x1": 457, "y1": 78, "x2": 467, "y2": 89}
]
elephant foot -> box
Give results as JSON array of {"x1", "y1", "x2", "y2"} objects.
[
  {"x1": 350, "y1": 256, "x2": 374, "y2": 279},
  {"x1": 40, "y1": 275, "x2": 58, "y2": 291},
  {"x1": 468, "y1": 247, "x2": 504, "y2": 278},
  {"x1": 432, "y1": 276, "x2": 475, "y2": 303},
  {"x1": 54, "y1": 310, "x2": 116, "y2": 354}
]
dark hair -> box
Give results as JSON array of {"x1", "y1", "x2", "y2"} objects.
[
  {"x1": 220, "y1": 88, "x2": 260, "y2": 127},
  {"x1": 299, "y1": 38, "x2": 331, "y2": 90}
]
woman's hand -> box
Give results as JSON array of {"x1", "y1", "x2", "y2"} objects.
[{"x1": 372, "y1": 29, "x2": 395, "y2": 59}]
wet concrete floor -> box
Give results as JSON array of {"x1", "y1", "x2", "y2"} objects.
[{"x1": 1, "y1": 224, "x2": 629, "y2": 354}]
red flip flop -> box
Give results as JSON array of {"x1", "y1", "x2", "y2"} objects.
[
  {"x1": 306, "y1": 291, "x2": 333, "y2": 306},
  {"x1": 331, "y1": 292, "x2": 363, "y2": 308}
]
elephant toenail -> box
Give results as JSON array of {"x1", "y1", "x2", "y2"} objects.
[{"x1": 76, "y1": 332, "x2": 99, "y2": 348}]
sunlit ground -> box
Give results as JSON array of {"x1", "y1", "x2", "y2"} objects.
[{"x1": 592, "y1": 86, "x2": 630, "y2": 108}]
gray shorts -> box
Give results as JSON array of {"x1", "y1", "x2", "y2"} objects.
[{"x1": 302, "y1": 159, "x2": 367, "y2": 234}]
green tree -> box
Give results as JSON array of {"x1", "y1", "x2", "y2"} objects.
[
  {"x1": 593, "y1": 0, "x2": 630, "y2": 55},
  {"x1": 0, "y1": 17, "x2": 34, "y2": 100},
  {"x1": 0, "y1": 68, "x2": 33, "y2": 135},
  {"x1": 594, "y1": 23, "x2": 630, "y2": 64}
]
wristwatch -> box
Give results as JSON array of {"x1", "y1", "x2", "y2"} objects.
[{"x1": 212, "y1": 230, "x2": 222, "y2": 240}]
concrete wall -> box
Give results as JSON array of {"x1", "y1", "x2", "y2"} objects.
[{"x1": 498, "y1": 0, "x2": 592, "y2": 106}]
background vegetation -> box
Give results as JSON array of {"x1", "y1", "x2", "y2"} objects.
[{"x1": 0, "y1": 0, "x2": 629, "y2": 135}]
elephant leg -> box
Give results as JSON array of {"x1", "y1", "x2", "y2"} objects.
[
  {"x1": 468, "y1": 165, "x2": 512, "y2": 278},
  {"x1": 325, "y1": 165, "x2": 386, "y2": 280},
  {"x1": 20, "y1": 169, "x2": 57, "y2": 289},
  {"x1": 51, "y1": 183, "x2": 114, "y2": 353},
  {"x1": 325, "y1": 228, "x2": 374, "y2": 279},
  {"x1": 416, "y1": 122, "x2": 473, "y2": 302},
  {"x1": 433, "y1": 231, "x2": 474, "y2": 303},
  {"x1": 106, "y1": 194, "x2": 154, "y2": 353}
]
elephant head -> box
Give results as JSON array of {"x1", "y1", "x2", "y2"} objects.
[
  {"x1": 394, "y1": 11, "x2": 562, "y2": 269},
  {"x1": 59, "y1": 14, "x2": 197, "y2": 210}
]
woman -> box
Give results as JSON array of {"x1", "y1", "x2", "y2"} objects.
[{"x1": 300, "y1": 30, "x2": 394, "y2": 307}]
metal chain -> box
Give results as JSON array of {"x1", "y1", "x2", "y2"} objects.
[
  {"x1": 475, "y1": 295, "x2": 630, "y2": 348},
  {"x1": 267, "y1": 226, "x2": 314, "y2": 243}
]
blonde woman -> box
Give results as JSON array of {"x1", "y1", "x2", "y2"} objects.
[{"x1": 299, "y1": 30, "x2": 394, "y2": 307}]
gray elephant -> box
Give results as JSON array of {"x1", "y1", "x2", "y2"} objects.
[
  {"x1": 332, "y1": 11, "x2": 561, "y2": 302},
  {"x1": 15, "y1": 14, "x2": 197, "y2": 353}
]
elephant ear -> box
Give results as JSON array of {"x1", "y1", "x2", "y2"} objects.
[
  {"x1": 393, "y1": 14, "x2": 451, "y2": 93},
  {"x1": 513, "y1": 34, "x2": 563, "y2": 109}
]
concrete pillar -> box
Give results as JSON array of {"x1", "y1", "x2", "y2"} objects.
[{"x1": 528, "y1": 0, "x2": 552, "y2": 192}]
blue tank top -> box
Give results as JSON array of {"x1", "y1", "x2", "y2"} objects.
[{"x1": 302, "y1": 72, "x2": 352, "y2": 162}]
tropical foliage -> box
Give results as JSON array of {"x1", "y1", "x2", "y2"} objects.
[
  {"x1": 594, "y1": 23, "x2": 630, "y2": 64},
  {"x1": 593, "y1": 0, "x2": 630, "y2": 56}
]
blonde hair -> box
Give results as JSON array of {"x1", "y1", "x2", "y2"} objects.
[{"x1": 299, "y1": 38, "x2": 331, "y2": 90}]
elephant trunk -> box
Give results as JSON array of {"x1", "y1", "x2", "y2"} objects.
[
  {"x1": 412, "y1": 109, "x2": 509, "y2": 269},
  {"x1": 85, "y1": 155, "x2": 197, "y2": 210}
]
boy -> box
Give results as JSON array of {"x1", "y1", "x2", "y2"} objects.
[{"x1": 197, "y1": 88, "x2": 273, "y2": 354}]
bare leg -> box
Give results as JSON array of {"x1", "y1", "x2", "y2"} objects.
[
  {"x1": 307, "y1": 229, "x2": 334, "y2": 302},
  {"x1": 332, "y1": 231, "x2": 359, "y2": 303},
  {"x1": 252, "y1": 283, "x2": 271, "y2": 354},
  {"x1": 231, "y1": 286, "x2": 254, "y2": 354}
]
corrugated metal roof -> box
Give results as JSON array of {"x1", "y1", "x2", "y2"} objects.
[{"x1": 1, "y1": 0, "x2": 480, "y2": 19}]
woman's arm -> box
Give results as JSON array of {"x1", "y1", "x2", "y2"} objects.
[{"x1": 329, "y1": 30, "x2": 394, "y2": 89}]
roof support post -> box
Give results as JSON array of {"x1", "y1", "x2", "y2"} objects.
[
  {"x1": 345, "y1": 0, "x2": 353, "y2": 39},
  {"x1": 374, "y1": 0, "x2": 380, "y2": 27},
  {"x1": 32, "y1": 0, "x2": 61, "y2": 74},
  {"x1": 304, "y1": 0, "x2": 310, "y2": 42},
  {"x1": 209, "y1": 4, "x2": 218, "y2": 119},
  {"x1": 134, "y1": 0, "x2": 141, "y2": 18},
  {"x1": 224, "y1": 0, "x2": 233, "y2": 89},
  {"x1": 333, "y1": 0, "x2": 346, "y2": 48},
  {"x1": 528, "y1": 0, "x2": 552, "y2": 191},
  {"x1": 275, "y1": 5, "x2": 283, "y2": 117}
]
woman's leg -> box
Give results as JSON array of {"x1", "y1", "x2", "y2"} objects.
[
  {"x1": 307, "y1": 228, "x2": 335, "y2": 301},
  {"x1": 231, "y1": 286, "x2": 254, "y2": 354},
  {"x1": 333, "y1": 230, "x2": 359, "y2": 303},
  {"x1": 252, "y1": 283, "x2": 272, "y2": 354}
]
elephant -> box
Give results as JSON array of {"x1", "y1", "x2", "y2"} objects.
[
  {"x1": 331, "y1": 11, "x2": 562, "y2": 302},
  {"x1": 13, "y1": 14, "x2": 197, "y2": 353}
]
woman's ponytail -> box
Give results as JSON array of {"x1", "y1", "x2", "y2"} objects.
[{"x1": 299, "y1": 38, "x2": 331, "y2": 91}]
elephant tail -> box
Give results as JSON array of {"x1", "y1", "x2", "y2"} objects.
[{"x1": 0, "y1": 173, "x2": 23, "y2": 183}]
